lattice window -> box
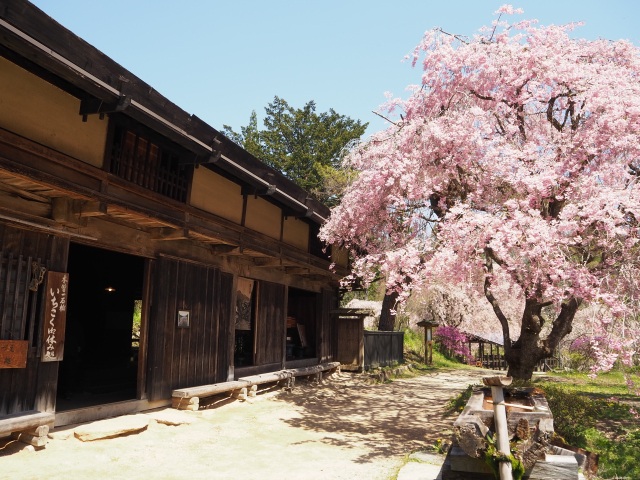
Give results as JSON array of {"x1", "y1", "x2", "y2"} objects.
[{"x1": 109, "y1": 126, "x2": 189, "y2": 202}]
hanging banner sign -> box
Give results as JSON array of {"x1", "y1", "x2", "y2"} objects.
[
  {"x1": 41, "y1": 271, "x2": 69, "y2": 362},
  {"x1": 0, "y1": 340, "x2": 28, "y2": 368}
]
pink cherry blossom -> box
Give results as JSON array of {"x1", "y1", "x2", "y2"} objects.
[{"x1": 321, "y1": 8, "x2": 640, "y2": 379}]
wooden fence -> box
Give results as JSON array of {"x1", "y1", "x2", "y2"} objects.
[
  {"x1": 475, "y1": 355, "x2": 561, "y2": 372},
  {"x1": 363, "y1": 331, "x2": 404, "y2": 370}
]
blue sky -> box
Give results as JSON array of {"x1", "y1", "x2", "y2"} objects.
[{"x1": 29, "y1": 1, "x2": 640, "y2": 139}]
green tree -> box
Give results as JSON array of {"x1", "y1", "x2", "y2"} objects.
[{"x1": 223, "y1": 96, "x2": 367, "y2": 206}]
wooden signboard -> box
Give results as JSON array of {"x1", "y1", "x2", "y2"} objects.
[
  {"x1": 0, "y1": 340, "x2": 28, "y2": 368},
  {"x1": 41, "y1": 271, "x2": 69, "y2": 362}
]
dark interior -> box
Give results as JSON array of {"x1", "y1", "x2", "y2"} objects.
[
  {"x1": 286, "y1": 288, "x2": 318, "y2": 360},
  {"x1": 56, "y1": 243, "x2": 144, "y2": 410}
]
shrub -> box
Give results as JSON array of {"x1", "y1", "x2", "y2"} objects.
[{"x1": 434, "y1": 326, "x2": 473, "y2": 363}]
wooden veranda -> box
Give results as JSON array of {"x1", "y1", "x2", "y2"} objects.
[
  {"x1": 466, "y1": 333, "x2": 506, "y2": 370},
  {"x1": 466, "y1": 333, "x2": 561, "y2": 372}
]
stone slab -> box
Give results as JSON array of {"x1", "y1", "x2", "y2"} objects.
[
  {"x1": 73, "y1": 414, "x2": 150, "y2": 442},
  {"x1": 526, "y1": 454, "x2": 579, "y2": 480},
  {"x1": 409, "y1": 451, "x2": 447, "y2": 465},
  {"x1": 48, "y1": 428, "x2": 74, "y2": 440},
  {"x1": 448, "y1": 445, "x2": 493, "y2": 474},
  {"x1": 146, "y1": 408, "x2": 197, "y2": 426},
  {"x1": 397, "y1": 461, "x2": 443, "y2": 480}
]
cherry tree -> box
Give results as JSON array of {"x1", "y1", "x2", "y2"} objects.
[{"x1": 321, "y1": 6, "x2": 640, "y2": 379}]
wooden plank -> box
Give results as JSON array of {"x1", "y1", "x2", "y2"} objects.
[
  {"x1": 238, "y1": 370, "x2": 292, "y2": 386},
  {"x1": 19, "y1": 424, "x2": 49, "y2": 437},
  {"x1": 10, "y1": 254, "x2": 25, "y2": 340},
  {"x1": 0, "y1": 340, "x2": 28, "y2": 368},
  {"x1": 136, "y1": 259, "x2": 153, "y2": 400},
  {"x1": 192, "y1": 266, "x2": 208, "y2": 385},
  {"x1": 219, "y1": 271, "x2": 234, "y2": 382},
  {"x1": 255, "y1": 281, "x2": 285, "y2": 366},
  {"x1": 40, "y1": 271, "x2": 68, "y2": 362},
  {"x1": 337, "y1": 316, "x2": 364, "y2": 370},
  {"x1": 288, "y1": 362, "x2": 340, "y2": 378},
  {"x1": 172, "y1": 396, "x2": 199, "y2": 410},
  {"x1": 1, "y1": 252, "x2": 14, "y2": 338},
  {"x1": 35, "y1": 235, "x2": 68, "y2": 414},
  {"x1": 172, "y1": 380, "x2": 250, "y2": 399},
  {"x1": 175, "y1": 261, "x2": 189, "y2": 390},
  {"x1": 0, "y1": 411, "x2": 55, "y2": 436},
  {"x1": 19, "y1": 256, "x2": 32, "y2": 340}
]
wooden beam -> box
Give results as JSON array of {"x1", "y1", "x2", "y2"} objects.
[
  {"x1": 150, "y1": 227, "x2": 189, "y2": 241},
  {"x1": 0, "y1": 181, "x2": 49, "y2": 203},
  {"x1": 253, "y1": 257, "x2": 283, "y2": 267},
  {"x1": 284, "y1": 267, "x2": 310, "y2": 275},
  {"x1": 210, "y1": 244, "x2": 240, "y2": 255},
  {"x1": 79, "y1": 95, "x2": 131, "y2": 121},
  {"x1": 78, "y1": 200, "x2": 107, "y2": 217},
  {"x1": 51, "y1": 197, "x2": 86, "y2": 226},
  {"x1": 241, "y1": 185, "x2": 277, "y2": 197},
  {"x1": 0, "y1": 411, "x2": 55, "y2": 437},
  {"x1": 51, "y1": 198, "x2": 107, "y2": 224}
]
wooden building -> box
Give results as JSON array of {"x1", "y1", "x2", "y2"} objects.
[{"x1": 0, "y1": 1, "x2": 348, "y2": 432}]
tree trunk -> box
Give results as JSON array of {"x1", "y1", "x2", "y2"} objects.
[
  {"x1": 502, "y1": 298, "x2": 580, "y2": 380},
  {"x1": 505, "y1": 344, "x2": 546, "y2": 380},
  {"x1": 378, "y1": 290, "x2": 399, "y2": 331}
]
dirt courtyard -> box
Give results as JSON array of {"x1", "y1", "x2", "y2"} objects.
[{"x1": 0, "y1": 368, "x2": 488, "y2": 480}]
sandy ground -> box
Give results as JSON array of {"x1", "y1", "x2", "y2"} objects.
[{"x1": 0, "y1": 368, "x2": 490, "y2": 480}]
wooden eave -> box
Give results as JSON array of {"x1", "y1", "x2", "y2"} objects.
[
  {"x1": 0, "y1": 127, "x2": 345, "y2": 281},
  {"x1": 0, "y1": 1, "x2": 330, "y2": 223}
]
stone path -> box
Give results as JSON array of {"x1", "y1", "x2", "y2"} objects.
[{"x1": 0, "y1": 368, "x2": 492, "y2": 480}]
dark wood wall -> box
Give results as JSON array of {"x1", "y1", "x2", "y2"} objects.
[
  {"x1": 337, "y1": 316, "x2": 364, "y2": 371},
  {"x1": 319, "y1": 288, "x2": 338, "y2": 363},
  {"x1": 0, "y1": 224, "x2": 68, "y2": 415},
  {"x1": 146, "y1": 256, "x2": 232, "y2": 401},
  {"x1": 255, "y1": 281, "x2": 285, "y2": 366}
]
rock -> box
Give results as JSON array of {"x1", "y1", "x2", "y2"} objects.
[
  {"x1": 146, "y1": 409, "x2": 197, "y2": 426},
  {"x1": 73, "y1": 414, "x2": 150, "y2": 442},
  {"x1": 48, "y1": 428, "x2": 74, "y2": 440},
  {"x1": 396, "y1": 461, "x2": 443, "y2": 480},
  {"x1": 452, "y1": 415, "x2": 489, "y2": 458},
  {"x1": 409, "y1": 451, "x2": 446, "y2": 464}
]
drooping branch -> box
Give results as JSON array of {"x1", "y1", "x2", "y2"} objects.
[
  {"x1": 372, "y1": 110, "x2": 402, "y2": 127},
  {"x1": 434, "y1": 27, "x2": 470, "y2": 45}
]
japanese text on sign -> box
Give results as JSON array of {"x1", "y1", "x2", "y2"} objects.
[{"x1": 41, "y1": 271, "x2": 68, "y2": 362}]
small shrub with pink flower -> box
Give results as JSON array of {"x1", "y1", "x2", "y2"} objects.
[{"x1": 434, "y1": 325, "x2": 473, "y2": 363}]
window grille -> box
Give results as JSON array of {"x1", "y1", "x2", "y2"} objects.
[{"x1": 109, "y1": 127, "x2": 188, "y2": 202}]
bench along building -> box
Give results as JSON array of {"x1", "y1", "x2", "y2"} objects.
[{"x1": 0, "y1": 1, "x2": 348, "y2": 435}]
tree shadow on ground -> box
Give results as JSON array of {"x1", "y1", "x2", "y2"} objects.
[{"x1": 274, "y1": 369, "x2": 489, "y2": 464}]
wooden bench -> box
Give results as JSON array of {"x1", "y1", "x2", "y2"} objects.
[
  {"x1": 285, "y1": 361, "x2": 340, "y2": 389},
  {"x1": 171, "y1": 362, "x2": 341, "y2": 410},
  {"x1": 0, "y1": 410, "x2": 55, "y2": 447},
  {"x1": 172, "y1": 380, "x2": 250, "y2": 410}
]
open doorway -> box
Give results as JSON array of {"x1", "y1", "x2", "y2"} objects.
[
  {"x1": 57, "y1": 243, "x2": 145, "y2": 410},
  {"x1": 286, "y1": 288, "x2": 318, "y2": 360}
]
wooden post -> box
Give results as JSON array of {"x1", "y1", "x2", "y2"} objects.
[
  {"x1": 483, "y1": 376, "x2": 513, "y2": 480},
  {"x1": 424, "y1": 332, "x2": 428, "y2": 364},
  {"x1": 417, "y1": 320, "x2": 436, "y2": 365}
]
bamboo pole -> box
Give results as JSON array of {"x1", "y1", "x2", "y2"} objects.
[{"x1": 483, "y1": 376, "x2": 513, "y2": 480}]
